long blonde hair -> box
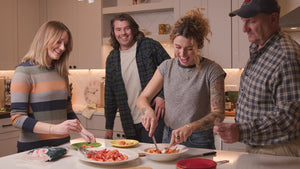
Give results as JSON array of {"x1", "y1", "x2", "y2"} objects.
[
  {"x1": 170, "y1": 8, "x2": 211, "y2": 71},
  {"x1": 22, "y1": 20, "x2": 73, "y2": 78}
]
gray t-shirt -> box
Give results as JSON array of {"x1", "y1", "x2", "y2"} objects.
[{"x1": 158, "y1": 57, "x2": 226, "y2": 131}]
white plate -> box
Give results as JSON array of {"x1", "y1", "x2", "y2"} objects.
[
  {"x1": 139, "y1": 143, "x2": 188, "y2": 161},
  {"x1": 77, "y1": 147, "x2": 139, "y2": 165}
]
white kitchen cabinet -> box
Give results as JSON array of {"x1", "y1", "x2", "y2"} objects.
[
  {"x1": 0, "y1": 118, "x2": 20, "y2": 157},
  {"x1": 46, "y1": 0, "x2": 103, "y2": 69},
  {"x1": 178, "y1": 0, "x2": 232, "y2": 68},
  {"x1": 0, "y1": 0, "x2": 44, "y2": 70},
  {"x1": 72, "y1": 112, "x2": 125, "y2": 139},
  {"x1": 101, "y1": 0, "x2": 178, "y2": 44},
  {"x1": 0, "y1": 0, "x2": 18, "y2": 70},
  {"x1": 231, "y1": 0, "x2": 251, "y2": 68}
]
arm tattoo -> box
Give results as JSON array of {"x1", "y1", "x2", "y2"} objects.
[
  {"x1": 191, "y1": 77, "x2": 225, "y2": 130},
  {"x1": 141, "y1": 107, "x2": 146, "y2": 115}
]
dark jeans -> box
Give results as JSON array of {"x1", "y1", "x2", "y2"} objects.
[
  {"x1": 128, "y1": 118, "x2": 165, "y2": 143},
  {"x1": 162, "y1": 125, "x2": 215, "y2": 149}
]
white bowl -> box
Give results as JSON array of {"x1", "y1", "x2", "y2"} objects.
[{"x1": 139, "y1": 143, "x2": 188, "y2": 161}]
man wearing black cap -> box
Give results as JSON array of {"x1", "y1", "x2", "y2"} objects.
[{"x1": 214, "y1": 0, "x2": 300, "y2": 156}]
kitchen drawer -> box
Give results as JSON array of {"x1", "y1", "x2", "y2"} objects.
[
  {"x1": 85, "y1": 114, "x2": 123, "y2": 132},
  {"x1": 0, "y1": 118, "x2": 19, "y2": 134},
  {"x1": 86, "y1": 115, "x2": 105, "y2": 130},
  {"x1": 0, "y1": 118, "x2": 20, "y2": 157},
  {"x1": 76, "y1": 114, "x2": 87, "y2": 127},
  {"x1": 0, "y1": 136, "x2": 19, "y2": 157}
]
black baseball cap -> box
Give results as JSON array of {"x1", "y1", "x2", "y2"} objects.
[{"x1": 229, "y1": 0, "x2": 280, "y2": 18}]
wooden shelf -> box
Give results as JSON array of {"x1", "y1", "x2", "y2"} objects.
[
  {"x1": 102, "y1": 34, "x2": 171, "y2": 45},
  {"x1": 102, "y1": 1, "x2": 175, "y2": 14}
]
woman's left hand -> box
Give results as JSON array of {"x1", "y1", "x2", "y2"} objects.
[
  {"x1": 80, "y1": 127, "x2": 96, "y2": 143},
  {"x1": 151, "y1": 97, "x2": 165, "y2": 119},
  {"x1": 169, "y1": 125, "x2": 193, "y2": 147}
]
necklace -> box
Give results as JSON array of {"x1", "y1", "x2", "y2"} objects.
[
  {"x1": 184, "y1": 68, "x2": 195, "y2": 80},
  {"x1": 177, "y1": 60, "x2": 196, "y2": 80}
]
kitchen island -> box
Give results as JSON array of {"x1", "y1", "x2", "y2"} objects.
[{"x1": 0, "y1": 138, "x2": 299, "y2": 169}]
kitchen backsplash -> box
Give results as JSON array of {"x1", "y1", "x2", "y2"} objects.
[{"x1": 0, "y1": 68, "x2": 242, "y2": 108}]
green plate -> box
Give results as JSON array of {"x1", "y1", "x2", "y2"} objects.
[{"x1": 71, "y1": 142, "x2": 101, "y2": 149}]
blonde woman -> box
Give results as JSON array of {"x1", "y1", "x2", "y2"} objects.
[
  {"x1": 136, "y1": 9, "x2": 225, "y2": 149},
  {"x1": 10, "y1": 21, "x2": 95, "y2": 152}
]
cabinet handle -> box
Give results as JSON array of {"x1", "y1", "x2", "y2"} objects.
[{"x1": 2, "y1": 124, "x2": 12, "y2": 128}]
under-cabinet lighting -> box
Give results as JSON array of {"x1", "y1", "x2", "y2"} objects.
[{"x1": 77, "y1": 0, "x2": 94, "y2": 3}]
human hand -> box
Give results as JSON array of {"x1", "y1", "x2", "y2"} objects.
[
  {"x1": 151, "y1": 97, "x2": 165, "y2": 119},
  {"x1": 213, "y1": 123, "x2": 240, "y2": 143},
  {"x1": 80, "y1": 128, "x2": 96, "y2": 142},
  {"x1": 141, "y1": 108, "x2": 158, "y2": 137},
  {"x1": 169, "y1": 125, "x2": 192, "y2": 147},
  {"x1": 104, "y1": 129, "x2": 113, "y2": 139},
  {"x1": 51, "y1": 119, "x2": 82, "y2": 135}
]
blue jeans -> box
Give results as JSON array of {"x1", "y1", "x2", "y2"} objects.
[
  {"x1": 162, "y1": 125, "x2": 216, "y2": 149},
  {"x1": 129, "y1": 118, "x2": 165, "y2": 143}
]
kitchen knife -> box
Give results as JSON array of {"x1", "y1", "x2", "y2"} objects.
[
  {"x1": 152, "y1": 136, "x2": 160, "y2": 153},
  {"x1": 184, "y1": 151, "x2": 217, "y2": 159}
]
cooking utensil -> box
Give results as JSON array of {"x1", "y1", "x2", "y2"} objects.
[
  {"x1": 151, "y1": 136, "x2": 160, "y2": 153},
  {"x1": 217, "y1": 160, "x2": 229, "y2": 165},
  {"x1": 78, "y1": 146, "x2": 96, "y2": 156}
]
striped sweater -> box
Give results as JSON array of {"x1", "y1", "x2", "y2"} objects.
[{"x1": 10, "y1": 62, "x2": 77, "y2": 152}]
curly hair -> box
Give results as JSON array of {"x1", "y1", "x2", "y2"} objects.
[
  {"x1": 109, "y1": 13, "x2": 145, "y2": 49},
  {"x1": 170, "y1": 8, "x2": 211, "y2": 69}
]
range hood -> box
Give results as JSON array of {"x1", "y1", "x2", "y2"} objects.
[{"x1": 279, "y1": 6, "x2": 300, "y2": 31}]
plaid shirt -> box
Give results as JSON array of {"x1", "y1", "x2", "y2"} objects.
[
  {"x1": 105, "y1": 37, "x2": 170, "y2": 137},
  {"x1": 236, "y1": 30, "x2": 300, "y2": 146}
]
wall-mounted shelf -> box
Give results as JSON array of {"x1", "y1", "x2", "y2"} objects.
[
  {"x1": 102, "y1": 1, "x2": 175, "y2": 14},
  {"x1": 101, "y1": 0, "x2": 177, "y2": 45},
  {"x1": 103, "y1": 34, "x2": 171, "y2": 45}
]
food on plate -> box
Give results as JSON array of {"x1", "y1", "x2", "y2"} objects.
[
  {"x1": 118, "y1": 140, "x2": 134, "y2": 146},
  {"x1": 145, "y1": 147, "x2": 180, "y2": 154},
  {"x1": 28, "y1": 146, "x2": 67, "y2": 161},
  {"x1": 86, "y1": 149, "x2": 128, "y2": 162},
  {"x1": 80, "y1": 144, "x2": 96, "y2": 148},
  {"x1": 109, "y1": 139, "x2": 139, "y2": 147},
  {"x1": 71, "y1": 142, "x2": 101, "y2": 149}
]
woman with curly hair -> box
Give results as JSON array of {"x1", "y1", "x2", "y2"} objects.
[{"x1": 136, "y1": 9, "x2": 226, "y2": 149}]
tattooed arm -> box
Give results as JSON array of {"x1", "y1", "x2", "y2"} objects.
[{"x1": 169, "y1": 76, "x2": 225, "y2": 146}]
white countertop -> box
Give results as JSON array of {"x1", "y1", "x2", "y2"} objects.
[
  {"x1": 73, "y1": 105, "x2": 235, "y2": 123},
  {"x1": 0, "y1": 138, "x2": 299, "y2": 169}
]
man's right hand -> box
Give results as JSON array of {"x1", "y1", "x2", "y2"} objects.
[{"x1": 105, "y1": 129, "x2": 113, "y2": 139}]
